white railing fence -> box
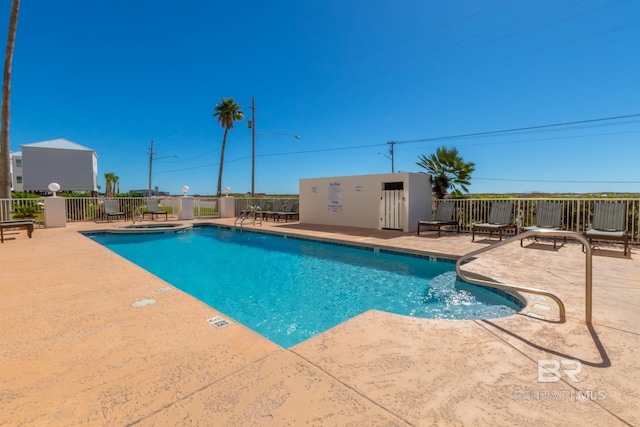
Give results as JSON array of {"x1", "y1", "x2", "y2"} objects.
[
  {"x1": 0, "y1": 196, "x2": 221, "y2": 223},
  {"x1": 0, "y1": 198, "x2": 45, "y2": 222},
  {"x1": 1, "y1": 196, "x2": 638, "y2": 244},
  {"x1": 234, "y1": 197, "x2": 299, "y2": 216},
  {"x1": 437, "y1": 197, "x2": 640, "y2": 244},
  {"x1": 194, "y1": 197, "x2": 219, "y2": 218}
]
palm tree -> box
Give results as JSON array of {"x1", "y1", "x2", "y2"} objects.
[
  {"x1": 0, "y1": 0, "x2": 20, "y2": 202},
  {"x1": 104, "y1": 172, "x2": 116, "y2": 197},
  {"x1": 213, "y1": 98, "x2": 244, "y2": 197},
  {"x1": 416, "y1": 146, "x2": 475, "y2": 199}
]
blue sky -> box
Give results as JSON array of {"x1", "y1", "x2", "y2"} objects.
[{"x1": 3, "y1": 0, "x2": 639, "y2": 195}]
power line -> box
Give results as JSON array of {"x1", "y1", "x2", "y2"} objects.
[
  {"x1": 138, "y1": 2, "x2": 637, "y2": 159},
  {"x1": 397, "y1": 113, "x2": 640, "y2": 144},
  {"x1": 475, "y1": 177, "x2": 640, "y2": 184},
  {"x1": 154, "y1": 112, "x2": 640, "y2": 174}
]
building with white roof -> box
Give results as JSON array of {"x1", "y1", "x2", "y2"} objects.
[
  {"x1": 20, "y1": 138, "x2": 98, "y2": 192},
  {"x1": 9, "y1": 151, "x2": 23, "y2": 191}
]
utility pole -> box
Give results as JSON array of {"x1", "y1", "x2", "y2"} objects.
[
  {"x1": 248, "y1": 95, "x2": 256, "y2": 197},
  {"x1": 388, "y1": 141, "x2": 396, "y2": 173},
  {"x1": 147, "y1": 140, "x2": 177, "y2": 197},
  {"x1": 247, "y1": 96, "x2": 298, "y2": 197},
  {"x1": 147, "y1": 140, "x2": 155, "y2": 197}
]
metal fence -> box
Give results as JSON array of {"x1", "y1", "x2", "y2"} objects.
[
  {"x1": 0, "y1": 198, "x2": 45, "y2": 222},
  {"x1": 233, "y1": 197, "x2": 299, "y2": 216},
  {"x1": 437, "y1": 197, "x2": 640, "y2": 244},
  {"x1": 2, "y1": 196, "x2": 638, "y2": 244},
  {"x1": 0, "y1": 196, "x2": 221, "y2": 222}
]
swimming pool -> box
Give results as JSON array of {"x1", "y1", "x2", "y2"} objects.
[{"x1": 87, "y1": 226, "x2": 522, "y2": 348}]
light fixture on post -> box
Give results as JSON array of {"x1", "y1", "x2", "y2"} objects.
[
  {"x1": 224, "y1": 186, "x2": 231, "y2": 197},
  {"x1": 48, "y1": 182, "x2": 60, "y2": 197},
  {"x1": 182, "y1": 185, "x2": 189, "y2": 197},
  {"x1": 248, "y1": 95, "x2": 300, "y2": 198},
  {"x1": 378, "y1": 141, "x2": 396, "y2": 173}
]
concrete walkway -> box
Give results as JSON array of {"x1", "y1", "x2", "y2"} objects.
[{"x1": 1, "y1": 219, "x2": 638, "y2": 426}]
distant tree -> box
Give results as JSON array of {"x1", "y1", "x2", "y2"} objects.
[
  {"x1": 213, "y1": 98, "x2": 244, "y2": 197},
  {"x1": 104, "y1": 172, "x2": 116, "y2": 197},
  {"x1": 0, "y1": 0, "x2": 20, "y2": 202},
  {"x1": 416, "y1": 146, "x2": 475, "y2": 199}
]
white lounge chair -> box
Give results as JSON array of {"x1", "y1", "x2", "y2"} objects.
[
  {"x1": 417, "y1": 201, "x2": 459, "y2": 237},
  {"x1": 472, "y1": 202, "x2": 516, "y2": 241},
  {"x1": 520, "y1": 202, "x2": 564, "y2": 249},
  {"x1": 584, "y1": 203, "x2": 629, "y2": 255}
]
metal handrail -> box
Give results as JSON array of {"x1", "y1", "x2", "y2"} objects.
[
  {"x1": 234, "y1": 211, "x2": 248, "y2": 229},
  {"x1": 234, "y1": 206, "x2": 263, "y2": 229},
  {"x1": 132, "y1": 206, "x2": 144, "y2": 224},
  {"x1": 253, "y1": 207, "x2": 262, "y2": 227},
  {"x1": 455, "y1": 229, "x2": 593, "y2": 324}
]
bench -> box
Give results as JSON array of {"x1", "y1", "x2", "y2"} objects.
[{"x1": 0, "y1": 220, "x2": 35, "y2": 243}]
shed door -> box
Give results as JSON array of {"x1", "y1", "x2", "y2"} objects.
[{"x1": 380, "y1": 187, "x2": 404, "y2": 230}]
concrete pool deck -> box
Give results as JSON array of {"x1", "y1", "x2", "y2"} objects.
[{"x1": 1, "y1": 218, "x2": 638, "y2": 426}]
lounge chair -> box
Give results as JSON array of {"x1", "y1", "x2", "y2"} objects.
[
  {"x1": 240, "y1": 199, "x2": 267, "y2": 217},
  {"x1": 142, "y1": 199, "x2": 168, "y2": 221},
  {"x1": 262, "y1": 200, "x2": 283, "y2": 221},
  {"x1": 417, "y1": 201, "x2": 459, "y2": 237},
  {"x1": 104, "y1": 199, "x2": 127, "y2": 222},
  {"x1": 520, "y1": 202, "x2": 564, "y2": 249},
  {"x1": 584, "y1": 203, "x2": 629, "y2": 255},
  {"x1": 472, "y1": 202, "x2": 517, "y2": 241},
  {"x1": 275, "y1": 200, "x2": 299, "y2": 222},
  {"x1": 0, "y1": 220, "x2": 34, "y2": 243}
]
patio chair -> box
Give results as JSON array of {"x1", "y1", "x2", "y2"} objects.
[
  {"x1": 520, "y1": 202, "x2": 564, "y2": 249},
  {"x1": 274, "y1": 200, "x2": 299, "y2": 222},
  {"x1": 104, "y1": 199, "x2": 127, "y2": 222},
  {"x1": 417, "y1": 201, "x2": 459, "y2": 237},
  {"x1": 584, "y1": 203, "x2": 629, "y2": 255},
  {"x1": 472, "y1": 202, "x2": 516, "y2": 241},
  {"x1": 142, "y1": 199, "x2": 168, "y2": 221},
  {"x1": 240, "y1": 199, "x2": 267, "y2": 217},
  {"x1": 262, "y1": 199, "x2": 283, "y2": 221}
]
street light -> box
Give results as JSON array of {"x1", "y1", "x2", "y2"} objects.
[
  {"x1": 147, "y1": 140, "x2": 177, "y2": 197},
  {"x1": 378, "y1": 141, "x2": 396, "y2": 173},
  {"x1": 248, "y1": 95, "x2": 300, "y2": 197},
  {"x1": 378, "y1": 151, "x2": 392, "y2": 171}
]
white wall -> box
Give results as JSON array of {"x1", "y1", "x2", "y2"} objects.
[
  {"x1": 10, "y1": 153, "x2": 23, "y2": 191},
  {"x1": 299, "y1": 172, "x2": 432, "y2": 232},
  {"x1": 23, "y1": 148, "x2": 98, "y2": 192}
]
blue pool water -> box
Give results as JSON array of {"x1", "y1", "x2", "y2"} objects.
[{"x1": 87, "y1": 226, "x2": 521, "y2": 348}]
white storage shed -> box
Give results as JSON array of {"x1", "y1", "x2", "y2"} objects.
[{"x1": 299, "y1": 172, "x2": 432, "y2": 233}]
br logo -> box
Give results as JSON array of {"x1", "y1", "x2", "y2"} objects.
[{"x1": 537, "y1": 359, "x2": 582, "y2": 383}]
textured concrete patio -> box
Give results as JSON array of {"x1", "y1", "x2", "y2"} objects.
[{"x1": 1, "y1": 218, "x2": 638, "y2": 426}]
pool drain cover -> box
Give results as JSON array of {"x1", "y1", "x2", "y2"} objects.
[
  {"x1": 207, "y1": 316, "x2": 232, "y2": 328},
  {"x1": 131, "y1": 298, "x2": 156, "y2": 308}
]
